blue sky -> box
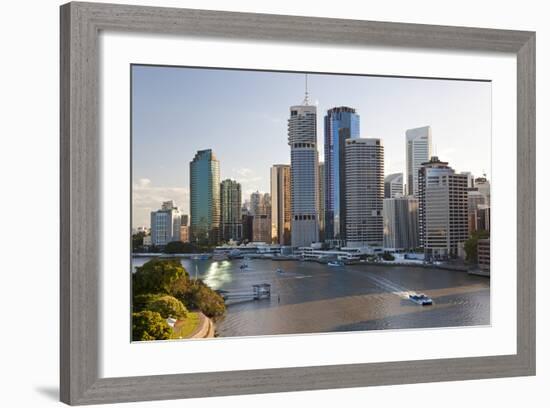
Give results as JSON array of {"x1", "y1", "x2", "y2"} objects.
[{"x1": 132, "y1": 65, "x2": 491, "y2": 227}]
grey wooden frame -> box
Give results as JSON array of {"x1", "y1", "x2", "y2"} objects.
[{"x1": 60, "y1": 1, "x2": 536, "y2": 405}]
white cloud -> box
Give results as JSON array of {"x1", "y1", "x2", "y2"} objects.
[{"x1": 132, "y1": 179, "x2": 189, "y2": 227}]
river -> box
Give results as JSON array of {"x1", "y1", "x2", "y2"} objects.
[{"x1": 132, "y1": 257, "x2": 490, "y2": 338}]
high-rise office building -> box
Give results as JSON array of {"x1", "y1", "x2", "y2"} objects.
[
  {"x1": 150, "y1": 201, "x2": 183, "y2": 247},
  {"x1": 270, "y1": 164, "x2": 291, "y2": 245},
  {"x1": 324, "y1": 106, "x2": 360, "y2": 241},
  {"x1": 383, "y1": 196, "x2": 419, "y2": 250},
  {"x1": 418, "y1": 156, "x2": 468, "y2": 260},
  {"x1": 467, "y1": 189, "x2": 486, "y2": 234},
  {"x1": 318, "y1": 162, "x2": 326, "y2": 241},
  {"x1": 461, "y1": 172, "x2": 475, "y2": 189},
  {"x1": 249, "y1": 191, "x2": 271, "y2": 243},
  {"x1": 406, "y1": 126, "x2": 432, "y2": 197},
  {"x1": 474, "y1": 176, "x2": 491, "y2": 206},
  {"x1": 252, "y1": 215, "x2": 271, "y2": 243},
  {"x1": 179, "y1": 214, "x2": 189, "y2": 243},
  {"x1": 344, "y1": 138, "x2": 384, "y2": 247},
  {"x1": 189, "y1": 149, "x2": 220, "y2": 245},
  {"x1": 384, "y1": 173, "x2": 404, "y2": 198},
  {"x1": 288, "y1": 88, "x2": 319, "y2": 247},
  {"x1": 220, "y1": 179, "x2": 242, "y2": 242}
]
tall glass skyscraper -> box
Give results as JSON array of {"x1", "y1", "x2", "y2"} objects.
[
  {"x1": 190, "y1": 149, "x2": 220, "y2": 244},
  {"x1": 324, "y1": 106, "x2": 360, "y2": 243},
  {"x1": 406, "y1": 126, "x2": 432, "y2": 197},
  {"x1": 220, "y1": 179, "x2": 242, "y2": 242},
  {"x1": 288, "y1": 96, "x2": 319, "y2": 247}
]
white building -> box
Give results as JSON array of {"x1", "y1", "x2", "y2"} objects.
[
  {"x1": 288, "y1": 98, "x2": 320, "y2": 247},
  {"x1": 474, "y1": 176, "x2": 491, "y2": 206},
  {"x1": 150, "y1": 201, "x2": 183, "y2": 246},
  {"x1": 383, "y1": 196, "x2": 419, "y2": 250},
  {"x1": 384, "y1": 172, "x2": 404, "y2": 198},
  {"x1": 406, "y1": 126, "x2": 432, "y2": 197},
  {"x1": 418, "y1": 157, "x2": 468, "y2": 260},
  {"x1": 344, "y1": 138, "x2": 384, "y2": 247}
]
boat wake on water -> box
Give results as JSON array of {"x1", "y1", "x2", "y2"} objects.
[{"x1": 364, "y1": 273, "x2": 434, "y2": 305}]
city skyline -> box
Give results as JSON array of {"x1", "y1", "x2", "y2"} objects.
[{"x1": 132, "y1": 65, "x2": 491, "y2": 228}]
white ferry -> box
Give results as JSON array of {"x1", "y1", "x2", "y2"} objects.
[{"x1": 408, "y1": 293, "x2": 433, "y2": 306}]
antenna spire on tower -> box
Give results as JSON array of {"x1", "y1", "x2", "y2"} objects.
[{"x1": 303, "y1": 73, "x2": 309, "y2": 105}]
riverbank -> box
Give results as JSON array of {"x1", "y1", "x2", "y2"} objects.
[{"x1": 173, "y1": 312, "x2": 214, "y2": 339}]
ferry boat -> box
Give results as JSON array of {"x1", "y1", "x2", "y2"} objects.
[
  {"x1": 408, "y1": 293, "x2": 433, "y2": 305},
  {"x1": 327, "y1": 260, "x2": 345, "y2": 267}
]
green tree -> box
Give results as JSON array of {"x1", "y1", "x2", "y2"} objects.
[
  {"x1": 133, "y1": 294, "x2": 188, "y2": 319},
  {"x1": 174, "y1": 280, "x2": 226, "y2": 318},
  {"x1": 133, "y1": 258, "x2": 187, "y2": 295},
  {"x1": 464, "y1": 230, "x2": 490, "y2": 263},
  {"x1": 164, "y1": 241, "x2": 197, "y2": 254},
  {"x1": 132, "y1": 310, "x2": 173, "y2": 341},
  {"x1": 132, "y1": 231, "x2": 146, "y2": 251}
]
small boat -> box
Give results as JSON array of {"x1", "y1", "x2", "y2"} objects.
[
  {"x1": 276, "y1": 268, "x2": 283, "y2": 274},
  {"x1": 408, "y1": 293, "x2": 433, "y2": 305},
  {"x1": 327, "y1": 260, "x2": 345, "y2": 267}
]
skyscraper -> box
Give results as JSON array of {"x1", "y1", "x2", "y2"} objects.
[
  {"x1": 150, "y1": 201, "x2": 183, "y2": 247},
  {"x1": 474, "y1": 176, "x2": 491, "y2": 206},
  {"x1": 318, "y1": 162, "x2": 326, "y2": 241},
  {"x1": 324, "y1": 106, "x2": 360, "y2": 242},
  {"x1": 344, "y1": 138, "x2": 384, "y2": 247},
  {"x1": 383, "y1": 196, "x2": 419, "y2": 250},
  {"x1": 249, "y1": 191, "x2": 271, "y2": 243},
  {"x1": 270, "y1": 164, "x2": 291, "y2": 245},
  {"x1": 467, "y1": 189, "x2": 486, "y2": 234},
  {"x1": 406, "y1": 126, "x2": 432, "y2": 197},
  {"x1": 220, "y1": 179, "x2": 242, "y2": 242},
  {"x1": 418, "y1": 156, "x2": 468, "y2": 260},
  {"x1": 288, "y1": 86, "x2": 319, "y2": 247},
  {"x1": 384, "y1": 173, "x2": 404, "y2": 198},
  {"x1": 189, "y1": 149, "x2": 220, "y2": 245}
]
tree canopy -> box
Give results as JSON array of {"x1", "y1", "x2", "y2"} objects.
[
  {"x1": 464, "y1": 230, "x2": 490, "y2": 263},
  {"x1": 131, "y1": 258, "x2": 226, "y2": 340},
  {"x1": 132, "y1": 258, "x2": 188, "y2": 295},
  {"x1": 133, "y1": 293, "x2": 188, "y2": 319},
  {"x1": 132, "y1": 311, "x2": 173, "y2": 341}
]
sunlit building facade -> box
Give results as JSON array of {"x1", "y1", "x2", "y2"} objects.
[
  {"x1": 406, "y1": 126, "x2": 432, "y2": 197},
  {"x1": 270, "y1": 164, "x2": 291, "y2": 245},
  {"x1": 418, "y1": 156, "x2": 468, "y2": 260},
  {"x1": 288, "y1": 102, "x2": 320, "y2": 247},
  {"x1": 344, "y1": 138, "x2": 384, "y2": 247}
]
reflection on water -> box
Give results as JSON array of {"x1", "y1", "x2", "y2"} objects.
[{"x1": 132, "y1": 257, "x2": 490, "y2": 338}]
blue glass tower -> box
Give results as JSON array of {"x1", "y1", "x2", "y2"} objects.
[
  {"x1": 324, "y1": 106, "x2": 360, "y2": 242},
  {"x1": 190, "y1": 149, "x2": 221, "y2": 245}
]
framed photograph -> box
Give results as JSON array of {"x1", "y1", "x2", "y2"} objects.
[{"x1": 60, "y1": 1, "x2": 535, "y2": 405}]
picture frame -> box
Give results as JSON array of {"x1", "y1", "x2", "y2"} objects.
[{"x1": 60, "y1": 1, "x2": 536, "y2": 405}]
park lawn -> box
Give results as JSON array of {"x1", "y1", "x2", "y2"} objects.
[{"x1": 172, "y1": 312, "x2": 200, "y2": 339}]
